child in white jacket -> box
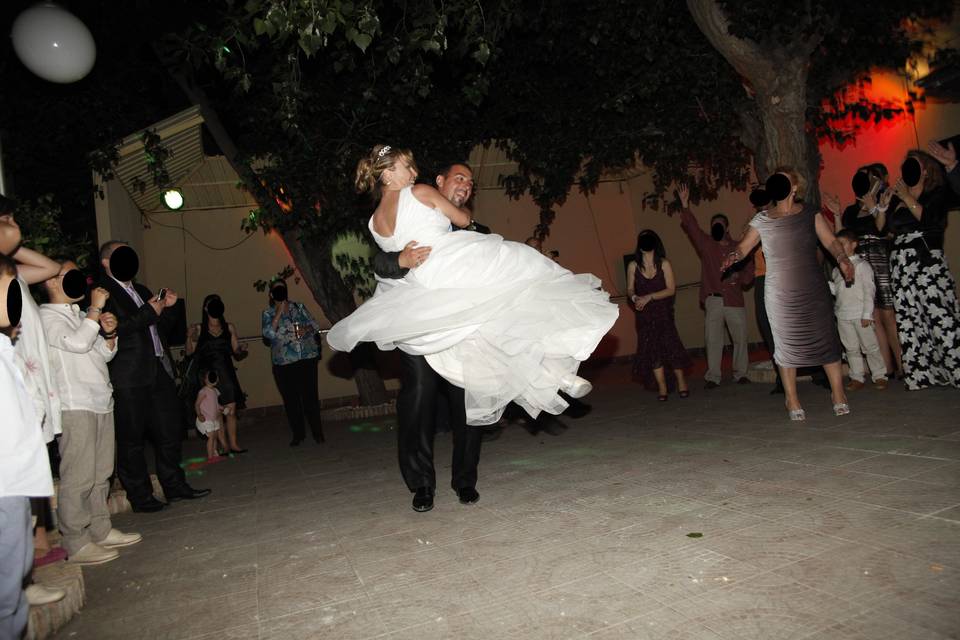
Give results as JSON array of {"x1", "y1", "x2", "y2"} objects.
[{"x1": 830, "y1": 231, "x2": 887, "y2": 390}]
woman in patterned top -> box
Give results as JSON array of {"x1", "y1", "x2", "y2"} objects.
[
  {"x1": 887, "y1": 151, "x2": 960, "y2": 390},
  {"x1": 261, "y1": 279, "x2": 325, "y2": 445}
]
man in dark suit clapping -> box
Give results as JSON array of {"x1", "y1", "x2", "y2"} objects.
[{"x1": 98, "y1": 241, "x2": 210, "y2": 512}]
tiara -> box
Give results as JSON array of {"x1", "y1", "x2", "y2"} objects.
[{"x1": 377, "y1": 145, "x2": 391, "y2": 158}]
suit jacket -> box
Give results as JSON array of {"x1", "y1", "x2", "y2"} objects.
[
  {"x1": 98, "y1": 276, "x2": 177, "y2": 389},
  {"x1": 371, "y1": 220, "x2": 492, "y2": 280}
]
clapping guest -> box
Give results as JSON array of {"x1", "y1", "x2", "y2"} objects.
[
  {"x1": 826, "y1": 164, "x2": 902, "y2": 378},
  {"x1": 887, "y1": 151, "x2": 960, "y2": 390},
  {"x1": 186, "y1": 294, "x2": 248, "y2": 454},
  {"x1": 261, "y1": 280, "x2": 325, "y2": 446},
  {"x1": 626, "y1": 230, "x2": 691, "y2": 400},
  {"x1": 40, "y1": 262, "x2": 141, "y2": 565},
  {"x1": 927, "y1": 138, "x2": 960, "y2": 196}
]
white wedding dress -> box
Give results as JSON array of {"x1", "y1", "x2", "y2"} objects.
[{"x1": 327, "y1": 186, "x2": 619, "y2": 425}]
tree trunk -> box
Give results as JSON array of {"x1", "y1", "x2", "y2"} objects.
[
  {"x1": 157, "y1": 53, "x2": 389, "y2": 405},
  {"x1": 283, "y1": 231, "x2": 390, "y2": 405},
  {"x1": 686, "y1": 0, "x2": 822, "y2": 208}
]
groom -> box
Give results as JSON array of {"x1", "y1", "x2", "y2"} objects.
[{"x1": 372, "y1": 162, "x2": 483, "y2": 512}]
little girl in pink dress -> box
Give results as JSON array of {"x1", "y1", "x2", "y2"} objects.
[{"x1": 195, "y1": 370, "x2": 228, "y2": 460}]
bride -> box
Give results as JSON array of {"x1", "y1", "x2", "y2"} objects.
[{"x1": 327, "y1": 145, "x2": 619, "y2": 425}]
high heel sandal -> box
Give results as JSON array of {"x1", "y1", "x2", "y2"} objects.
[
  {"x1": 787, "y1": 407, "x2": 805, "y2": 421},
  {"x1": 678, "y1": 389, "x2": 689, "y2": 398},
  {"x1": 657, "y1": 394, "x2": 668, "y2": 402},
  {"x1": 832, "y1": 402, "x2": 850, "y2": 417}
]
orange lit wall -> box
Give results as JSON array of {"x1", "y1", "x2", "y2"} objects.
[{"x1": 819, "y1": 69, "x2": 959, "y2": 213}]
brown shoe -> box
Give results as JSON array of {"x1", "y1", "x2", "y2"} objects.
[
  {"x1": 845, "y1": 379, "x2": 865, "y2": 391},
  {"x1": 873, "y1": 378, "x2": 888, "y2": 390}
]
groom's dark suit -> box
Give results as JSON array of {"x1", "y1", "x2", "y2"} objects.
[
  {"x1": 99, "y1": 276, "x2": 189, "y2": 506},
  {"x1": 371, "y1": 253, "x2": 481, "y2": 495}
]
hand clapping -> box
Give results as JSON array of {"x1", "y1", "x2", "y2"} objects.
[
  {"x1": 99, "y1": 312, "x2": 118, "y2": 335},
  {"x1": 928, "y1": 140, "x2": 957, "y2": 171}
]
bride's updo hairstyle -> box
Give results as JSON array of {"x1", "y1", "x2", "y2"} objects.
[{"x1": 355, "y1": 144, "x2": 418, "y2": 198}]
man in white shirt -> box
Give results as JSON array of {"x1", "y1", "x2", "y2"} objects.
[
  {"x1": 0, "y1": 252, "x2": 54, "y2": 639},
  {"x1": 830, "y1": 231, "x2": 888, "y2": 390},
  {"x1": 40, "y1": 261, "x2": 142, "y2": 565}
]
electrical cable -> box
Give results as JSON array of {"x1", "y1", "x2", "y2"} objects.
[
  {"x1": 584, "y1": 192, "x2": 624, "y2": 297},
  {"x1": 142, "y1": 211, "x2": 257, "y2": 251}
]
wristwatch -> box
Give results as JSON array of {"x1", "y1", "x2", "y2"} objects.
[{"x1": 87, "y1": 306, "x2": 102, "y2": 314}]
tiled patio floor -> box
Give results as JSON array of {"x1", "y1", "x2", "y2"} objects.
[{"x1": 53, "y1": 365, "x2": 960, "y2": 639}]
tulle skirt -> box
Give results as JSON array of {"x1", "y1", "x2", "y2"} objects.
[{"x1": 327, "y1": 231, "x2": 619, "y2": 424}]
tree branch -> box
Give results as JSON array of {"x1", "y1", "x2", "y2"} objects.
[{"x1": 686, "y1": 0, "x2": 770, "y2": 83}]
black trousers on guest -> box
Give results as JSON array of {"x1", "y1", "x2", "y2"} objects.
[
  {"x1": 113, "y1": 364, "x2": 187, "y2": 505},
  {"x1": 272, "y1": 358, "x2": 324, "y2": 441},
  {"x1": 397, "y1": 352, "x2": 481, "y2": 493}
]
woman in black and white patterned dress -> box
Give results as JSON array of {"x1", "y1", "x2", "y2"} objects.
[{"x1": 888, "y1": 150, "x2": 960, "y2": 390}]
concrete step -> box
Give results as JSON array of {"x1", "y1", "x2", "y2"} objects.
[{"x1": 26, "y1": 562, "x2": 85, "y2": 640}]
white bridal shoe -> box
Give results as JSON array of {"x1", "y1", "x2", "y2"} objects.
[{"x1": 560, "y1": 374, "x2": 593, "y2": 399}]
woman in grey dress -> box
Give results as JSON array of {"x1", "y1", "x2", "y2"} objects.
[{"x1": 722, "y1": 168, "x2": 855, "y2": 421}]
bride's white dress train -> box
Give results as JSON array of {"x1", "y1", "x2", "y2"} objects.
[{"x1": 327, "y1": 186, "x2": 619, "y2": 425}]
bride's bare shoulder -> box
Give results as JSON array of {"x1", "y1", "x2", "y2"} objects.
[
  {"x1": 410, "y1": 183, "x2": 439, "y2": 205},
  {"x1": 371, "y1": 192, "x2": 400, "y2": 237}
]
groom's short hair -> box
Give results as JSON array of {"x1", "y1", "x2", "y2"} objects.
[{"x1": 437, "y1": 162, "x2": 473, "y2": 180}]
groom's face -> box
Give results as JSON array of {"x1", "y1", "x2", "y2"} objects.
[{"x1": 436, "y1": 165, "x2": 474, "y2": 207}]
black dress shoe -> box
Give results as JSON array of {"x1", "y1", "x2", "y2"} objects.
[
  {"x1": 311, "y1": 431, "x2": 325, "y2": 444},
  {"x1": 704, "y1": 380, "x2": 720, "y2": 390},
  {"x1": 538, "y1": 414, "x2": 569, "y2": 436},
  {"x1": 289, "y1": 438, "x2": 303, "y2": 447},
  {"x1": 411, "y1": 487, "x2": 434, "y2": 512},
  {"x1": 130, "y1": 497, "x2": 167, "y2": 513},
  {"x1": 229, "y1": 448, "x2": 248, "y2": 454},
  {"x1": 165, "y1": 486, "x2": 212, "y2": 502},
  {"x1": 480, "y1": 425, "x2": 503, "y2": 442},
  {"x1": 457, "y1": 487, "x2": 480, "y2": 505},
  {"x1": 563, "y1": 397, "x2": 592, "y2": 419},
  {"x1": 736, "y1": 377, "x2": 751, "y2": 385}
]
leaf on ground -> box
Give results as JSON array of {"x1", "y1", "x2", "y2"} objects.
[{"x1": 686, "y1": 532, "x2": 703, "y2": 538}]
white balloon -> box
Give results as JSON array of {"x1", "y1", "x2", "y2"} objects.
[{"x1": 11, "y1": 3, "x2": 96, "y2": 84}]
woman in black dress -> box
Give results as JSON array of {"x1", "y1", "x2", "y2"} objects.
[
  {"x1": 626, "y1": 230, "x2": 691, "y2": 400},
  {"x1": 186, "y1": 294, "x2": 248, "y2": 453},
  {"x1": 887, "y1": 151, "x2": 960, "y2": 390}
]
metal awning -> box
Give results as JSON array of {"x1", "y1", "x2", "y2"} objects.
[{"x1": 111, "y1": 105, "x2": 230, "y2": 213}]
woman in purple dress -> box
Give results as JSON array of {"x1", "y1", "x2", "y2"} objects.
[
  {"x1": 723, "y1": 168, "x2": 855, "y2": 421},
  {"x1": 627, "y1": 230, "x2": 691, "y2": 400}
]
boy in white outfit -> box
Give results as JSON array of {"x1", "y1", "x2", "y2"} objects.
[
  {"x1": 830, "y1": 231, "x2": 887, "y2": 390},
  {"x1": 40, "y1": 261, "x2": 141, "y2": 565}
]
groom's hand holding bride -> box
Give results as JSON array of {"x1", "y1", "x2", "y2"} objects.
[{"x1": 399, "y1": 240, "x2": 432, "y2": 269}]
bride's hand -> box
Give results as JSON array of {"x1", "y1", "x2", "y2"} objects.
[{"x1": 399, "y1": 240, "x2": 432, "y2": 269}]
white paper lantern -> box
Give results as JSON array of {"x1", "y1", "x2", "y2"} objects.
[{"x1": 11, "y1": 3, "x2": 96, "y2": 84}]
